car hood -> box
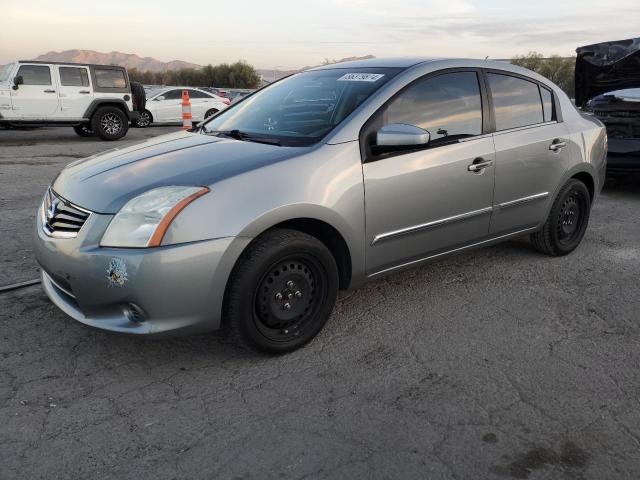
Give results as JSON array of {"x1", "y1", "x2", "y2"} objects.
[
  {"x1": 53, "y1": 130, "x2": 306, "y2": 213},
  {"x1": 575, "y1": 37, "x2": 640, "y2": 107}
]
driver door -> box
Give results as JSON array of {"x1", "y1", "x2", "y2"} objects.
[
  {"x1": 363, "y1": 70, "x2": 496, "y2": 275},
  {"x1": 10, "y1": 64, "x2": 59, "y2": 118}
]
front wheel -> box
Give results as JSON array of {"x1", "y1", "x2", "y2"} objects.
[
  {"x1": 134, "y1": 110, "x2": 152, "y2": 128},
  {"x1": 224, "y1": 229, "x2": 339, "y2": 353},
  {"x1": 91, "y1": 106, "x2": 129, "y2": 141},
  {"x1": 530, "y1": 179, "x2": 591, "y2": 256}
]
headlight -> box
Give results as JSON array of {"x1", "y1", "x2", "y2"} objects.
[{"x1": 100, "y1": 186, "x2": 209, "y2": 248}]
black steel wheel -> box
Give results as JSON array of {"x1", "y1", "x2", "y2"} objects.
[
  {"x1": 224, "y1": 229, "x2": 339, "y2": 353},
  {"x1": 530, "y1": 179, "x2": 591, "y2": 256}
]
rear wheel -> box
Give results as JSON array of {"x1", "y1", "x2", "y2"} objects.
[
  {"x1": 530, "y1": 179, "x2": 591, "y2": 256},
  {"x1": 224, "y1": 229, "x2": 339, "y2": 353},
  {"x1": 204, "y1": 108, "x2": 218, "y2": 120},
  {"x1": 73, "y1": 125, "x2": 94, "y2": 137},
  {"x1": 91, "y1": 106, "x2": 129, "y2": 141}
]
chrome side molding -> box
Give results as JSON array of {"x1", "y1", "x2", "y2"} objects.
[
  {"x1": 497, "y1": 192, "x2": 549, "y2": 210},
  {"x1": 372, "y1": 206, "x2": 493, "y2": 245}
]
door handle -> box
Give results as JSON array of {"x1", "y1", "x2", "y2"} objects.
[
  {"x1": 43, "y1": 89, "x2": 56, "y2": 93},
  {"x1": 468, "y1": 158, "x2": 493, "y2": 172},
  {"x1": 79, "y1": 90, "x2": 90, "y2": 94},
  {"x1": 549, "y1": 140, "x2": 567, "y2": 151}
]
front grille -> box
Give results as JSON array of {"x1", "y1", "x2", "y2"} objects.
[{"x1": 42, "y1": 188, "x2": 91, "y2": 239}]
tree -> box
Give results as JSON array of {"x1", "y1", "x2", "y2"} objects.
[
  {"x1": 127, "y1": 61, "x2": 261, "y2": 88},
  {"x1": 511, "y1": 52, "x2": 575, "y2": 98}
]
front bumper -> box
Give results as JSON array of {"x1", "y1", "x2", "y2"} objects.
[{"x1": 34, "y1": 204, "x2": 250, "y2": 336}]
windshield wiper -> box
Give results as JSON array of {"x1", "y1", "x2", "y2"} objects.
[{"x1": 205, "y1": 129, "x2": 282, "y2": 146}]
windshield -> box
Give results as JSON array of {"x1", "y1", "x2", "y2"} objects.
[
  {"x1": 0, "y1": 63, "x2": 14, "y2": 82},
  {"x1": 202, "y1": 67, "x2": 402, "y2": 146}
]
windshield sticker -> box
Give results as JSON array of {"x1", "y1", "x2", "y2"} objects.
[{"x1": 337, "y1": 73, "x2": 385, "y2": 82}]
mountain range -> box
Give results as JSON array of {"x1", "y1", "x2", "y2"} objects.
[
  {"x1": 33, "y1": 50, "x2": 375, "y2": 79},
  {"x1": 34, "y1": 50, "x2": 201, "y2": 72}
]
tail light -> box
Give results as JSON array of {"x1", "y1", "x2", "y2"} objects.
[{"x1": 222, "y1": 98, "x2": 231, "y2": 105}]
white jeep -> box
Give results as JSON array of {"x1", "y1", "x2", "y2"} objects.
[{"x1": 0, "y1": 61, "x2": 139, "y2": 140}]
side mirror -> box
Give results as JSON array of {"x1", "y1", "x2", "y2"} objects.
[
  {"x1": 376, "y1": 123, "x2": 430, "y2": 149},
  {"x1": 12, "y1": 75, "x2": 23, "y2": 90}
]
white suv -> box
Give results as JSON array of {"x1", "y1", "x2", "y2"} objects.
[
  {"x1": 0, "y1": 61, "x2": 139, "y2": 140},
  {"x1": 135, "y1": 87, "x2": 229, "y2": 127}
]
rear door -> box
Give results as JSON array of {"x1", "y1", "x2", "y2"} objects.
[
  {"x1": 363, "y1": 70, "x2": 496, "y2": 275},
  {"x1": 56, "y1": 65, "x2": 93, "y2": 119},
  {"x1": 10, "y1": 64, "x2": 59, "y2": 118},
  {"x1": 485, "y1": 71, "x2": 570, "y2": 234},
  {"x1": 187, "y1": 89, "x2": 211, "y2": 121}
]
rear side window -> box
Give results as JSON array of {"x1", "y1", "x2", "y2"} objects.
[
  {"x1": 540, "y1": 87, "x2": 553, "y2": 122},
  {"x1": 94, "y1": 68, "x2": 126, "y2": 88},
  {"x1": 59, "y1": 67, "x2": 90, "y2": 87},
  {"x1": 17, "y1": 65, "x2": 51, "y2": 85},
  {"x1": 384, "y1": 71, "x2": 483, "y2": 145},
  {"x1": 488, "y1": 73, "x2": 544, "y2": 130}
]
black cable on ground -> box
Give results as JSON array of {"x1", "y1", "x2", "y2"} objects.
[{"x1": 0, "y1": 279, "x2": 41, "y2": 294}]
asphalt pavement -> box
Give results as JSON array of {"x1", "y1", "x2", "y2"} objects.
[{"x1": 1, "y1": 125, "x2": 639, "y2": 479}]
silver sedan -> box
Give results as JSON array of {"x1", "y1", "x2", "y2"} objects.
[{"x1": 34, "y1": 58, "x2": 607, "y2": 353}]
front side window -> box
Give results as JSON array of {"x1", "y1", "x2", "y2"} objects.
[
  {"x1": 59, "y1": 67, "x2": 90, "y2": 87},
  {"x1": 203, "y1": 67, "x2": 402, "y2": 147},
  {"x1": 488, "y1": 73, "x2": 544, "y2": 130},
  {"x1": 382, "y1": 71, "x2": 483, "y2": 145},
  {"x1": 94, "y1": 68, "x2": 126, "y2": 88},
  {"x1": 17, "y1": 65, "x2": 51, "y2": 85},
  {"x1": 160, "y1": 89, "x2": 182, "y2": 100}
]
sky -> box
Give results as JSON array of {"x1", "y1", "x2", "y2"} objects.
[{"x1": 1, "y1": 0, "x2": 638, "y2": 69}]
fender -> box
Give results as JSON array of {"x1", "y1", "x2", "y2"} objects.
[
  {"x1": 83, "y1": 99, "x2": 134, "y2": 120},
  {"x1": 236, "y1": 203, "x2": 367, "y2": 287},
  {"x1": 540, "y1": 163, "x2": 598, "y2": 223}
]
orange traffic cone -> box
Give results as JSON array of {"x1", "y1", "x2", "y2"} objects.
[{"x1": 181, "y1": 90, "x2": 192, "y2": 130}]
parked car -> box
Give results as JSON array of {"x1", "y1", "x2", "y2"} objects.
[
  {"x1": 576, "y1": 37, "x2": 640, "y2": 173},
  {"x1": 34, "y1": 58, "x2": 606, "y2": 353},
  {"x1": 135, "y1": 87, "x2": 229, "y2": 127},
  {"x1": 0, "y1": 61, "x2": 138, "y2": 140}
]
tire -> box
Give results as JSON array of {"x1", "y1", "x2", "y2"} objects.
[
  {"x1": 91, "y1": 106, "x2": 129, "y2": 141},
  {"x1": 204, "y1": 108, "x2": 218, "y2": 120},
  {"x1": 224, "y1": 229, "x2": 339, "y2": 354},
  {"x1": 73, "y1": 124, "x2": 94, "y2": 137},
  {"x1": 134, "y1": 110, "x2": 152, "y2": 128},
  {"x1": 530, "y1": 179, "x2": 591, "y2": 256}
]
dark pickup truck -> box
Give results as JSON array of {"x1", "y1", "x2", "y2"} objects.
[{"x1": 576, "y1": 38, "x2": 640, "y2": 174}]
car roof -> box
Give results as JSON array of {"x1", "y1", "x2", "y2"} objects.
[
  {"x1": 310, "y1": 57, "x2": 440, "y2": 70},
  {"x1": 158, "y1": 86, "x2": 210, "y2": 93},
  {"x1": 18, "y1": 60, "x2": 126, "y2": 69}
]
